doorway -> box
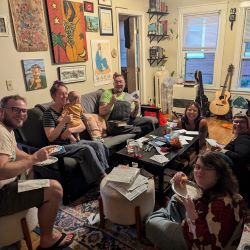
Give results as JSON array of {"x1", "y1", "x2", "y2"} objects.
[{"x1": 116, "y1": 9, "x2": 146, "y2": 102}]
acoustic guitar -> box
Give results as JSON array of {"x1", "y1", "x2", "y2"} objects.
[
  {"x1": 195, "y1": 70, "x2": 210, "y2": 117},
  {"x1": 209, "y1": 64, "x2": 234, "y2": 116}
]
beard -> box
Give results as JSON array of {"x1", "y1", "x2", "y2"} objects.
[{"x1": 2, "y1": 115, "x2": 24, "y2": 129}]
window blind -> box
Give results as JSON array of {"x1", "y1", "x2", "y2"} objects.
[
  {"x1": 183, "y1": 13, "x2": 219, "y2": 50},
  {"x1": 243, "y1": 8, "x2": 250, "y2": 41}
]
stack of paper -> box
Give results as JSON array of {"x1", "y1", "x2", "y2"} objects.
[
  {"x1": 106, "y1": 165, "x2": 140, "y2": 184},
  {"x1": 106, "y1": 165, "x2": 149, "y2": 201}
]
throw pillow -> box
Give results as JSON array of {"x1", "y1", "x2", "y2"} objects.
[{"x1": 82, "y1": 113, "x2": 107, "y2": 140}]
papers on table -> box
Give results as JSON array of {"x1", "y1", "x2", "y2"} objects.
[
  {"x1": 106, "y1": 166, "x2": 150, "y2": 201},
  {"x1": 108, "y1": 174, "x2": 149, "y2": 201},
  {"x1": 18, "y1": 179, "x2": 50, "y2": 193},
  {"x1": 173, "y1": 129, "x2": 199, "y2": 135},
  {"x1": 106, "y1": 165, "x2": 140, "y2": 184},
  {"x1": 150, "y1": 154, "x2": 169, "y2": 164}
]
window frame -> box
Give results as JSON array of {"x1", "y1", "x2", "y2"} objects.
[
  {"x1": 232, "y1": 3, "x2": 250, "y2": 92},
  {"x1": 177, "y1": 3, "x2": 227, "y2": 90}
]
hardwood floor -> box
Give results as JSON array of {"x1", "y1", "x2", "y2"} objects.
[{"x1": 19, "y1": 116, "x2": 233, "y2": 250}]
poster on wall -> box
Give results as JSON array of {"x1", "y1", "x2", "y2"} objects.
[
  {"x1": 9, "y1": 0, "x2": 48, "y2": 51},
  {"x1": 22, "y1": 59, "x2": 47, "y2": 91},
  {"x1": 46, "y1": 0, "x2": 88, "y2": 64},
  {"x1": 91, "y1": 40, "x2": 112, "y2": 86}
]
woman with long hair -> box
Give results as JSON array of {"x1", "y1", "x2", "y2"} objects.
[{"x1": 146, "y1": 152, "x2": 245, "y2": 250}]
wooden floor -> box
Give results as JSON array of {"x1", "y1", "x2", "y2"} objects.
[{"x1": 19, "y1": 116, "x2": 233, "y2": 250}]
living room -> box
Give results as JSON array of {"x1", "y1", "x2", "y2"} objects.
[{"x1": 0, "y1": 0, "x2": 250, "y2": 249}]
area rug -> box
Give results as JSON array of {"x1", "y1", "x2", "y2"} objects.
[{"x1": 52, "y1": 188, "x2": 153, "y2": 250}]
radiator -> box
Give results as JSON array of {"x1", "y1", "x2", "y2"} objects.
[{"x1": 154, "y1": 69, "x2": 170, "y2": 113}]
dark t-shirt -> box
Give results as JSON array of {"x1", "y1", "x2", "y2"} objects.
[{"x1": 42, "y1": 108, "x2": 70, "y2": 145}]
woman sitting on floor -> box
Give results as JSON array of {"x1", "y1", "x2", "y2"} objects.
[
  {"x1": 177, "y1": 101, "x2": 208, "y2": 151},
  {"x1": 146, "y1": 152, "x2": 246, "y2": 250}
]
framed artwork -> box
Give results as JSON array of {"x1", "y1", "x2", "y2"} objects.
[
  {"x1": 85, "y1": 16, "x2": 99, "y2": 32},
  {"x1": 46, "y1": 0, "x2": 88, "y2": 64},
  {"x1": 0, "y1": 16, "x2": 9, "y2": 36},
  {"x1": 59, "y1": 65, "x2": 87, "y2": 83},
  {"x1": 91, "y1": 40, "x2": 113, "y2": 86},
  {"x1": 99, "y1": 7, "x2": 113, "y2": 35},
  {"x1": 84, "y1": 1, "x2": 94, "y2": 13},
  {"x1": 98, "y1": 0, "x2": 112, "y2": 6},
  {"x1": 22, "y1": 59, "x2": 47, "y2": 91},
  {"x1": 9, "y1": 0, "x2": 48, "y2": 51}
]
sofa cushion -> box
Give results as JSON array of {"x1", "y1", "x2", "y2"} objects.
[
  {"x1": 81, "y1": 89, "x2": 104, "y2": 113},
  {"x1": 103, "y1": 133, "x2": 136, "y2": 149}
]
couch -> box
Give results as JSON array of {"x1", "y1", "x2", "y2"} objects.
[{"x1": 15, "y1": 89, "x2": 158, "y2": 204}]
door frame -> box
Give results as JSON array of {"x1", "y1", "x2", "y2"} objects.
[{"x1": 116, "y1": 8, "x2": 146, "y2": 102}]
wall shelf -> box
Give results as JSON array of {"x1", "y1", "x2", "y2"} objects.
[
  {"x1": 147, "y1": 57, "x2": 168, "y2": 66},
  {"x1": 148, "y1": 34, "x2": 169, "y2": 43},
  {"x1": 147, "y1": 11, "x2": 169, "y2": 22}
]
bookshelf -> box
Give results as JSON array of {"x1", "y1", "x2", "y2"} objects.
[{"x1": 147, "y1": 0, "x2": 168, "y2": 66}]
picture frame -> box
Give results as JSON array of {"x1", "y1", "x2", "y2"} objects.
[
  {"x1": 84, "y1": 1, "x2": 94, "y2": 13},
  {"x1": 99, "y1": 7, "x2": 113, "y2": 36},
  {"x1": 59, "y1": 65, "x2": 87, "y2": 83},
  {"x1": 22, "y1": 59, "x2": 47, "y2": 91},
  {"x1": 98, "y1": 0, "x2": 112, "y2": 6},
  {"x1": 91, "y1": 40, "x2": 113, "y2": 85},
  {"x1": 85, "y1": 16, "x2": 99, "y2": 32},
  {"x1": 0, "y1": 16, "x2": 9, "y2": 37}
]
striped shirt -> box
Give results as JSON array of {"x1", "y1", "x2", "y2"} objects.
[{"x1": 42, "y1": 108, "x2": 70, "y2": 145}]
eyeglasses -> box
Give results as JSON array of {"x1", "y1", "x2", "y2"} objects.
[
  {"x1": 233, "y1": 119, "x2": 247, "y2": 125},
  {"x1": 115, "y1": 80, "x2": 125, "y2": 84},
  {"x1": 194, "y1": 164, "x2": 215, "y2": 171},
  {"x1": 4, "y1": 107, "x2": 28, "y2": 114}
]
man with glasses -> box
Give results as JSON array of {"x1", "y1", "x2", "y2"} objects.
[
  {"x1": 0, "y1": 95, "x2": 74, "y2": 249},
  {"x1": 99, "y1": 73, "x2": 157, "y2": 135},
  {"x1": 214, "y1": 113, "x2": 250, "y2": 206}
]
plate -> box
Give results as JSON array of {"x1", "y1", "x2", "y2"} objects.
[
  {"x1": 172, "y1": 181, "x2": 202, "y2": 200},
  {"x1": 34, "y1": 156, "x2": 58, "y2": 166},
  {"x1": 47, "y1": 145, "x2": 64, "y2": 155}
]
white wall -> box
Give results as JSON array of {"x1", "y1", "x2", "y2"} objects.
[{"x1": 0, "y1": 0, "x2": 249, "y2": 108}]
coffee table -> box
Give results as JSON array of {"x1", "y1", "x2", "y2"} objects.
[{"x1": 116, "y1": 126, "x2": 199, "y2": 205}]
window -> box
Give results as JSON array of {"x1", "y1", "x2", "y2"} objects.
[
  {"x1": 239, "y1": 9, "x2": 250, "y2": 88},
  {"x1": 177, "y1": 4, "x2": 226, "y2": 87}
]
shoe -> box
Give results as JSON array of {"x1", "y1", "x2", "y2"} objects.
[{"x1": 37, "y1": 233, "x2": 75, "y2": 250}]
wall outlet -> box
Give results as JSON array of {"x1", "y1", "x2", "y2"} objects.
[{"x1": 6, "y1": 80, "x2": 14, "y2": 91}]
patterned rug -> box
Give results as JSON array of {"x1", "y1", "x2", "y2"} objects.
[{"x1": 52, "y1": 188, "x2": 153, "y2": 250}]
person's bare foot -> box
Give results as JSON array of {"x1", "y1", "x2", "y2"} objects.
[{"x1": 39, "y1": 232, "x2": 74, "y2": 249}]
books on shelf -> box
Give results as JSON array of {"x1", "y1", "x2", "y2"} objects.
[
  {"x1": 149, "y1": 0, "x2": 168, "y2": 13},
  {"x1": 148, "y1": 21, "x2": 168, "y2": 36},
  {"x1": 106, "y1": 165, "x2": 140, "y2": 184}
]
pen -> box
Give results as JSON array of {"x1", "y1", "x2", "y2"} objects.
[{"x1": 92, "y1": 213, "x2": 96, "y2": 221}]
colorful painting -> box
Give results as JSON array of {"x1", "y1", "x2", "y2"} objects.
[
  {"x1": 0, "y1": 16, "x2": 9, "y2": 36},
  {"x1": 85, "y1": 16, "x2": 99, "y2": 32},
  {"x1": 9, "y1": 0, "x2": 48, "y2": 51},
  {"x1": 84, "y1": 1, "x2": 94, "y2": 13},
  {"x1": 22, "y1": 59, "x2": 47, "y2": 91},
  {"x1": 91, "y1": 40, "x2": 112, "y2": 86},
  {"x1": 46, "y1": 0, "x2": 88, "y2": 64}
]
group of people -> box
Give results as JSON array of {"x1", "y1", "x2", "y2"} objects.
[{"x1": 0, "y1": 72, "x2": 249, "y2": 249}]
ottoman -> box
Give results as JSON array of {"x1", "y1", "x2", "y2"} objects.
[{"x1": 99, "y1": 175, "x2": 155, "y2": 241}]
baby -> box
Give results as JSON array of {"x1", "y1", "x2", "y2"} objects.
[{"x1": 60, "y1": 91, "x2": 85, "y2": 143}]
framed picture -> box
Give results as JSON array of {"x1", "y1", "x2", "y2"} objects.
[
  {"x1": 98, "y1": 0, "x2": 112, "y2": 6},
  {"x1": 59, "y1": 65, "x2": 87, "y2": 83},
  {"x1": 0, "y1": 16, "x2": 9, "y2": 36},
  {"x1": 46, "y1": 0, "x2": 88, "y2": 64},
  {"x1": 91, "y1": 40, "x2": 113, "y2": 85},
  {"x1": 9, "y1": 0, "x2": 48, "y2": 51},
  {"x1": 85, "y1": 16, "x2": 99, "y2": 32},
  {"x1": 84, "y1": 1, "x2": 94, "y2": 13},
  {"x1": 22, "y1": 59, "x2": 47, "y2": 91},
  {"x1": 99, "y1": 7, "x2": 113, "y2": 35}
]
